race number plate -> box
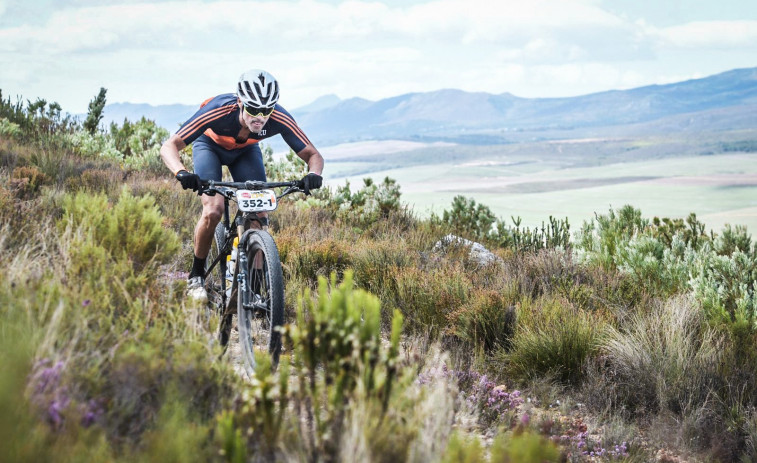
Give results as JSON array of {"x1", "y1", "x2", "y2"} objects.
[{"x1": 235, "y1": 189, "x2": 277, "y2": 212}]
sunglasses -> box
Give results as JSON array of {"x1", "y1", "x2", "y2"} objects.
[{"x1": 243, "y1": 105, "x2": 275, "y2": 118}]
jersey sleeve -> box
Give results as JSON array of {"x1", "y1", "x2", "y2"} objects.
[
  {"x1": 175, "y1": 98, "x2": 237, "y2": 145},
  {"x1": 269, "y1": 109, "x2": 312, "y2": 153}
]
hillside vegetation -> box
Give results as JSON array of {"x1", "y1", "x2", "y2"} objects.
[{"x1": 4, "y1": 91, "x2": 757, "y2": 462}]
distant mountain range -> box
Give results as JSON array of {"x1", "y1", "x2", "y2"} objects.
[{"x1": 98, "y1": 67, "x2": 757, "y2": 147}]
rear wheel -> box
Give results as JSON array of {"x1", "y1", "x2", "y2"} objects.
[{"x1": 237, "y1": 230, "x2": 285, "y2": 375}]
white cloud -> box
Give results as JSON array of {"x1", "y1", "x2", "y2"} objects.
[
  {"x1": 657, "y1": 20, "x2": 757, "y2": 48},
  {"x1": 1, "y1": 0, "x2": 755, "y2": 113}
]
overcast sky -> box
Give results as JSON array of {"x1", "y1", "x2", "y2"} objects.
[{"x1": 1, "y1": 0, "x2": 756, "y2": 114}]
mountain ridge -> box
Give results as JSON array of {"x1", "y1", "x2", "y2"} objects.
[{"x1": 97, "y1": 67, "x2": 757, "y2": 147}]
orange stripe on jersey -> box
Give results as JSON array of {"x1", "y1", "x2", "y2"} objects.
[
  {"x1": 176, "y1": 104, "x2": 236, "y2": 140},
  {"x1": 270, "y1": 112, "x2": 311, "y2": 146},
  {"x1": 271, "y1": 111, "x2": 311, "y2": 143},
  {"x1": 177, "y1": 104, "x2": 235, "y2": 139},
  {"x1": 203, "y1": 129, "x2": 259, "y2": 150}
]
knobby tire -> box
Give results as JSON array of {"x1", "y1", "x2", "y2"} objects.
[{"x1": 238, "y1": 230, "x2": 285, "y2": 376}]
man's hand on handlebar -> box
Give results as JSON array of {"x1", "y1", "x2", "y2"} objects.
[
  {"x1": 175, "y1": 170, "x2": 202, "y2": 192},
  {"x1": 301, "y1": 172, "x2": 323, "y2": 195}
]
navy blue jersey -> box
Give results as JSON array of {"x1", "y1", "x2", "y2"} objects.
[{"x1": 175, "y1": 93, "x2": 311, "y2": 152}]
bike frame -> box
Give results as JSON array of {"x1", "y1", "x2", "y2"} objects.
[{"x1": 200, "y1": 179, "x2": 302, "y2": 315}]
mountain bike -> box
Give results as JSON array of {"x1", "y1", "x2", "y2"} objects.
[{"x1": 199, "y1": 178, "x2": 305, "y2": 376}]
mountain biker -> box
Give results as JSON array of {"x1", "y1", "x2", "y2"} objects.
[{"x1": 160, "y1": 69, "x2": 324, "y2": 301}]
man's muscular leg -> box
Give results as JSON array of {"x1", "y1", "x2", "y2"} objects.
[
  {"x1": 194, "y1": 194, "x2": 225, "y2": 258},
  {"x1": 188, "y1": 194, "x2": 224, "y2": 281}
]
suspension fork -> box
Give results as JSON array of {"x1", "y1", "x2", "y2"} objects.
[{"x1": 236, "y1": 218, "x2": 250, "y2": 309}]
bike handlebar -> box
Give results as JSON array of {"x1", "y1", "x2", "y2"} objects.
[
  {"x1": 199, "y1": 179, "x2": 302, "y2": 190},
  {"x1": 198, "y1": 178, "x2": 306, "y2": 200}
]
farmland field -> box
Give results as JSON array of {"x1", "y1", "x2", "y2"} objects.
[{"x1": 320, "y1": 137, "x2": 757, "y2": 234}]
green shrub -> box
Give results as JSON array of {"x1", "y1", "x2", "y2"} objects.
[
  {"x1": 576, "y1": 205, "x2": 649, "y2": 269},
  {"x1": 447, "y1": 289, "x2": 518, "y2": 353},
  {"x1": 501, "y1": 296, "x2": 603, "y2": 385},
  {"x1": 389, "y1": 265, "x2": 470, "y2": 335},
  {"x1": 281, "y1": 237, "x2": 352, "y2": 283},
  {"x1": 228, "y1": 272, "x2": 408, "y2": 461},
  {"x1": 84, "y1": 88, "x2": 107, "y2": 135},
  {"x1": 57, "y1": 187, "x2": 180, "y2": 311},
  {"x1": 650, "y1": 213, "x2": 710, "y2": 250},
  {"x1": 489, "y1": 430, "x2": 562, "y2": 463},
  {"x1": 0, "y1": 117, "x2": 23, "y2": 140},
  {"x1": 441, "y1": 432, "x2": 486, "y2": 463},
  {"x1": 331, "y1": 177, "x2": 403, "y2": 225},
  {"x1": 433, "y1": 195, "x2": 497, "y2": 243}
]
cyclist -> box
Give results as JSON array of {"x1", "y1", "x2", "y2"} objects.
[{"x1": 160, "y1": 69, "x2": 324, "y2": 301}]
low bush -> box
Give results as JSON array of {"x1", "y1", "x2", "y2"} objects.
[
  {"x1": 500, "y1": 295, "x2": 605, "y2": 386},
  {"x1": 599, "y1": 296, "x2": 722, "y2": 416},
  {"x1": 446, "y1": 289, "x2": 518, "y2": 353},
  {"x1": 389, "y1": 264, "x2": 471, "y2": 336}
]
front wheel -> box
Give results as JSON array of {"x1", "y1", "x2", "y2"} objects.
[{"x1": 237, "y1": 230, "x2": 285, "y2": 375}]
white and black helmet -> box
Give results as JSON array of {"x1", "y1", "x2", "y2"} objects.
[{"x1": 237, "y1": 69, "x2": 280, "y2": 108}]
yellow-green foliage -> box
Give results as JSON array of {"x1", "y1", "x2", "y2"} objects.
[
  {"x1": 60, "y1": 186, "x2": 179, "y2": 268},
  {"x1": 287, "y1": 272, "x2": 405, "y2": 459},
  {"x1": 447, "y1": 288, "x2": 518, "y2": 352},
  {"x1": 139, "y1": 399, "x2": 212, "y2": 463},
  {"x1": 489, "y1": 430, "x2": 562, "y2": 462},
  {"x1": 442, "y1": 432, "x2": 486, "y2": 463},
  {"x1": 57, "y1": 186, "x2": 179, "y2": 309},
  {"x1": 390, "y1": 265, "x2": 471, "y2": 335},
  {"x1": 441, "y1": 430, "x2": 562, "y2": 463},
  {"x1": 280, "y1": 237, "x2": 353, "y2": 282},
  {"x1": 350, "y1": 240, "x2": 414, "y2": 301},
  {"x1": 503, "y1": 295, "x2": 605, "y2": 385}
]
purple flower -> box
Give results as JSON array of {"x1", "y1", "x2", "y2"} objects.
[
  {"x1": 80, "y1": 399, "x2": 104, "y2": 427},
  {"x1": 47, "y1": 396, "x2": 70, "y2": 427},
  {"x1": 82, "y1": 299, "x2": 91, "y2": 307}
]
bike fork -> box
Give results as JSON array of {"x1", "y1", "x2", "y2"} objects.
[{"x1": 238, "y1": 242, "x2": 250, "y2": 309}]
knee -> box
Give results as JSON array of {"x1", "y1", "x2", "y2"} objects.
[{"x1": 201, "y1": 205, "x2": 224, "y2": 225}]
